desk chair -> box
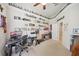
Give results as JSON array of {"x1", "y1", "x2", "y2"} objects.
[{"x1": 15, "y1": 35, "x2": 28, "y2": 56}]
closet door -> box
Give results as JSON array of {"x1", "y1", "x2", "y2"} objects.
[{"x1": 59, "y1": 22, "x2": 63, "y2": 43}]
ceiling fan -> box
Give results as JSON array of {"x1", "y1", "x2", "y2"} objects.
[
  {"x1": 33, "y1": 3, "x2": 46, "y2": 10},
  {"x1": 33, "y1": 3, "x2": 59, "y2": 10}
]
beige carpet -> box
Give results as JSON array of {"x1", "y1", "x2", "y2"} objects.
[
  {"x1": 12, "y1": 39, "x2": 71, "y2": 56},
  {"x1": 30, "y1": 39, "x2": 71, "y2": 56}
]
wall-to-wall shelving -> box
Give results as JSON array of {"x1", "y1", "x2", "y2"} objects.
[{"x1": 7, "y1": 4, "x2": 50, "y2": 36}]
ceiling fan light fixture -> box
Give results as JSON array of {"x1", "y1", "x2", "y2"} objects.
[{"x1": 33, "y1": 3, "x2": 47, "y2": 10}]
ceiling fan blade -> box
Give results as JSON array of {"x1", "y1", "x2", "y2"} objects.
[
  {"x1": 43, "y1": 5, "x2": 46, "y2": 10},
  {"x1": 33, "y1": 3, "x2": 40, "y2": 6}
]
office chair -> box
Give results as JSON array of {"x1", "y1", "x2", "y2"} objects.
[
  {"x1": 15, "y1": 35, "x2": 28, "y2": 56},
  {"x1": 15, "y1": 32, "x2": 37, "y2": 56}
]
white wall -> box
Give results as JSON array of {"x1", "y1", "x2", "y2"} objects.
[
  {"x1": 51, "y1": 3, "x2": 79, "y2": 50},
  {"x1": 0, "y1": 4, "x2": 7, "y2": 55},
  {"x1": 7, "y1": 5, "x2": 49, "y2": 37}
]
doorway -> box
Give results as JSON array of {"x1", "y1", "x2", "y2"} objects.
[
  {"x1": 71, "y1": 35, "x2": 79, "y2": 56},
  {"x1": 59, "y1": 22, "x2": 63, "y2": 43}
]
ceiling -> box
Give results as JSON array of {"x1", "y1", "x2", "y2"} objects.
[{"x1": 14, "y1": 3, "x2": 70, "y2": 19}]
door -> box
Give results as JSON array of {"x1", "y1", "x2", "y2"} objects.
[{"x1": 59, "y1": 22, "x2": 63, "y2": 43}]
